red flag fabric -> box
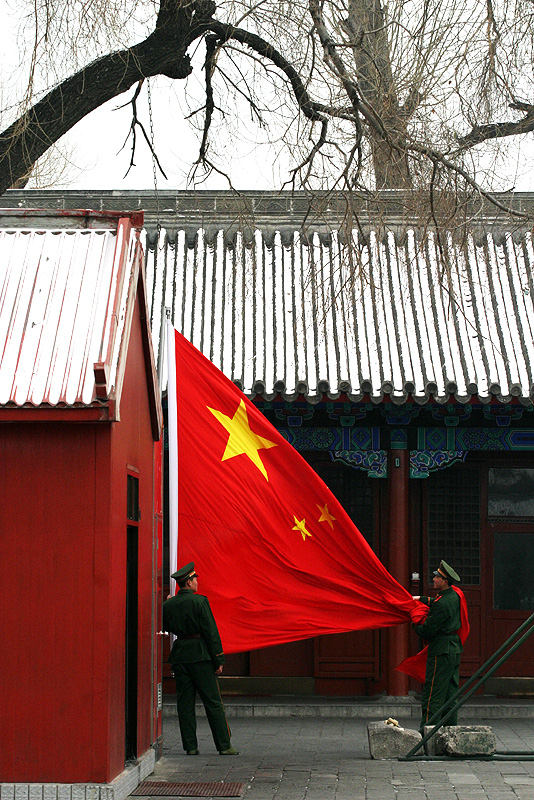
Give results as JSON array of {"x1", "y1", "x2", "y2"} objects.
[
  {"x1": 396, "y1": 586, "x2": 470, "y2": 682},
  {"x1": 169, "y1": 327, "x2": 422, "y2": 653}
]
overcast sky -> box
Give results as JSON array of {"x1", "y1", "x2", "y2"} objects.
[
  {"x1": 60, "y1": 75, "x2": 292, "y2": 192},
  {"x1": 2, "y1": 1, "x2": 534, "y2": 194}
]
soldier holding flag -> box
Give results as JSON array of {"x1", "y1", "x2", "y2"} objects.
[{"x1": 412, "y1": 560, "x2": 464, "y2": 733}]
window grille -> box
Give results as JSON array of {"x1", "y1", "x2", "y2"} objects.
[{"x1": 427, "y1": 467, "x2": 480, "y2": 585}]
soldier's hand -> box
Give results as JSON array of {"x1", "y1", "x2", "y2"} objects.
[
  {"x1": 215, "y1": 665, "x2": 223, "y2": 675},
  {"x1": 412, "y1": 595, "x2": 421, "y2": 601}
]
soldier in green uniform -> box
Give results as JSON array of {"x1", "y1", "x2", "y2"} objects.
[
  {"x1": 412, "y1": 560, "x2": 463, "y2": 733},
  {"x1": 162, "y1": 562, "x2": 238, "y2": 755}
]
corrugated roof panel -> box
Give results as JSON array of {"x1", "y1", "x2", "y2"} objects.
[
  {"x1": 292, "y1": 233, "x2": 306, "y2": 394},
  {"x1": 377, "y1": 233, "x2": 401, "y2": 394},
  {"x1": 241, "y1": 234, "x2": 258, "y2": 394},
  {"x1": 509, "y1": 234, "x2": 534, "y2": 390},
  {"x1": 282, "y1": 235, "x2": 297, "y2": 395},
  {"x1": 210, "y1": 232, "x2": 224, "y2": 369},
  {"x1": 107, "y1": 230, "x2": 136, "y2": 397},
  {"x1": 349, "y1": 231, "x2": 369, "y2": 397},
  {"x1": 310, "y1": 234, "x2": 326, "y2": 396},
  {"x1": 451, "y1": 238, "x2": 481, "y2": 394},
  {"x1": 262, "y1": 235, "x2": 275, "y2": 395},
  {"x1": 145, "y1": 226, "x2": 534, "y2": 405},
  {"x1": 233, "y1": 234, "x2": 246, "y2": 390},
  {"x1": 439, "y1": 235, "x2": 468, "y2": 397},
  {"x1": 387, "y1": 232, "x2": 416, "y2": 394},
  {"x1": 494, "y1": 235, "x2": 522, "y2": 392},
  {"x1": 416, "y1": 234, "x2": 443, "y2": 393},
  {"x1": 427, "y1": 234, "x2": 460, "y2": 397},
  {"x1": 0, "y1": 226, "x2": 129, "y2": 408},
  {"x1": 361, "y1": 234, "x2": 382, "y2": 397},
  {"x1": 403, "y1": 233, "x2": 432, "y2": 392}
]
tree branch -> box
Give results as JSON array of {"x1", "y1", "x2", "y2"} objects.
[
  {"x1": 0, "y1": 0, "x2": 216, "y2": 194},
  {"x1": 206, "y1": 19, "x2": 329, "y2": 123},
  {"x1": 457, "y1": 103, "x2": 534, "y2": 150},
  {"x1": 119, "y1": 81, "x2": 168, "y2": 179},
  {"x1": 408, "y1": 138, "x2": 531, "y2": 219}
]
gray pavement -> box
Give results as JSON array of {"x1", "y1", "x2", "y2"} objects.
[{"x1": 139, "y1": 698, "x2": 534, "y2": 800}]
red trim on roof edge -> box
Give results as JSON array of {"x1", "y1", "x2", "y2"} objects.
[{"x1": 0, "y1": 209, "x2": 144, "y2": 228}]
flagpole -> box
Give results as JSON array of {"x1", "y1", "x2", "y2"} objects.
[{"x1": 166, "y1": 312, "x2": 179, "y2": 599}]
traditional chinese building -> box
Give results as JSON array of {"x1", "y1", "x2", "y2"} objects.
[
  {"x1": 5, "y1": 190, "x2": 534, "y2": 699},
  {"x1": 0, "y1": 209, "x2": 163, "y2": 795}
]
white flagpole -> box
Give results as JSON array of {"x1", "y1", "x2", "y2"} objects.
[{"x1": 166, "y1": 316, "x2": 179, "y2": 598}]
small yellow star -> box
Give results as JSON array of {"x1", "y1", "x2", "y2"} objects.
[
  {"x1": 292, "y1": 516, "x2": 312, "y2": 541},
  {"x1": 317, "y1": 502, "x2": 336, "y2": 529},
  {"x1": 208, "y1": 399, "x2": 277, "y2": 480}
]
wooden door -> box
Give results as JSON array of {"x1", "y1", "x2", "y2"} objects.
[{"x1": 310, "y1": 456, "x2": 383, "y2": 694}]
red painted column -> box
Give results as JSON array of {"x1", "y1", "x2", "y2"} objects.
[{"x1": 386, "y1": 448, "x2": 411, "y2": 696}]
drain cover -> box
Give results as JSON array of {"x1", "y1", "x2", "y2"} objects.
[{"x1": 131, "y1": 781, "x2": 244, "y2": 797}]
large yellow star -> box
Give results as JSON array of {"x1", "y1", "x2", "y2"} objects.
[
  {"x1": 317, "y1": 502, "x2": 336, "y2": 529},
  {"x1": 208, "y1": 399, "x2": 277, "y2": 480},
  {"x1": 292, "y1": 516, "x2": 312, "y2": 541}
]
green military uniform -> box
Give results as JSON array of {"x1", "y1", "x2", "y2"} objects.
[
  {"x1": 162, "y1": 563, "x2": 232, "y2": 754},
  {"x1": 413, "y1": 561, "x2": 462, "y2": 733}
]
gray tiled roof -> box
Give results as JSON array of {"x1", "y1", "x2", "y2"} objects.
[{"x1": 145, "y1": 226, "x2": 534, "y2": 405}]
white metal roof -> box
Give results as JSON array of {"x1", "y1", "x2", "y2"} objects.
[
  {"x1": 0, "y1": 217, "x2": 139, "y2": 407},
  {"x1": 145, "y1": 227, "x2": 534, "y2": 405}
]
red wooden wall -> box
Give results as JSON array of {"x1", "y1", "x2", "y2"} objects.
[{"x1": 0, "y1": 295, "x2": 160, "y2": 784}]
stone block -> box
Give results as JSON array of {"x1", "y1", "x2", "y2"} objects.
[
  {"x1": 367, "y1": 721, "x2": 422, "y2": 759},
  {"x1": 423, "y1": 725, "x2": 464, "y2": 755},
  {"x1": 424, "y1": 725, "x2": 443, "y2": 755},
  {"x1": 57, "y1": 786, "x2": 71, "y2": 800},
  {"x1": 71, "y1": 786, "x2": 85, "y2": 800},
  {"x1": 43, "y1": 786, "x2": 58, "y2": 800},
  {"x1": 435, "y1": 725, "x2": 497, "y2": 757}
]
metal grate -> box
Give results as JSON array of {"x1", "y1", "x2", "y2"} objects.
[{"x1": 131, "y1": 781, "x2": 244, "y2": 797}]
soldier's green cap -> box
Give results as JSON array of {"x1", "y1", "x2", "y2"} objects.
[
  {"x1": 171, "y1": 562, "x2": 195, "y2": 583},
  {"x1": 433, "y1": 560, "x2": 461, "y2": 583}
]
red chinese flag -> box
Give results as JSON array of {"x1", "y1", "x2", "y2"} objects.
[{"x1": 168, "y1": 327, "x2": 420, "y2": 653}]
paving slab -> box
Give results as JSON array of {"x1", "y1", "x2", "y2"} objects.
[{"x1": 136, "y1": 706, "x2": 534, "y2": 800}]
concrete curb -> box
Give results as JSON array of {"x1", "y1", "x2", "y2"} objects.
[{"x1": 163, "y1": 696, "x2": 534, "y2": 719}]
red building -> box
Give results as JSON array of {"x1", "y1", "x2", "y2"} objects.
[{"x1": 0, "y1": 210, "x2": 163, "y2": 795}]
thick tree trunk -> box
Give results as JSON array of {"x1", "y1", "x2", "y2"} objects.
[
  {"x1": 344, "y1": 0, "x2": 412, "y2": 189},
  {"x1": 0, "y1": 1, "x2": 215, "y2": 194}
]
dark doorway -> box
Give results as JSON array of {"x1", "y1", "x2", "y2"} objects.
[{"x1": 125, "y1": 525, "x2": 138, "y2": 762}]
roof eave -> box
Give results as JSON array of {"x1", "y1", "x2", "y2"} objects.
[{"x1": 110, "y1": 218, "x2": 162, "y2": 441}]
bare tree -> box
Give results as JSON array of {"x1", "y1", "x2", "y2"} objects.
[{"x1": 1, "y1": 0, "x2": 534, "y2": 209}]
